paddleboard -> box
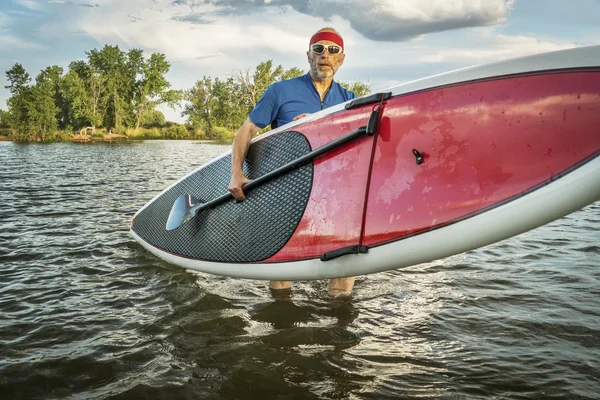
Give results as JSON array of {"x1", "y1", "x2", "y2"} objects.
[{"x1": 131, "y1": 45, "x2": 600, "y2": 280}]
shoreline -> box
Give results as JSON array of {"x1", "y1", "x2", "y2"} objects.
[{"x1": 0, "y1": 135, "x2": 223, "y2": 144}]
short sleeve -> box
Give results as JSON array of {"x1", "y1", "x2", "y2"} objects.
[
  {"x1": 249, "y1": 84, "x2": 279, "y2": 129},
  {"x1": 345, "y1": 87, "x2": 357, "y2": 100}
]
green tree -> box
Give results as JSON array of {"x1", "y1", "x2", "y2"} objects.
[
  {"x1": 281, "y1": 67, "x2": 304, "y2": 81},
  {"x1": 133, "y1": 52, "x2": 183, "y2": 130},
  {"x1": 0, "y1": 109, "x2": 10, "y2": 129},
  {"x1": 27, "y1": 68, "x2": 60, "y2": 140},
  {"x1": 87, "y1": 45, "x2": 129, "y2": 132},
  {"x1": 234, "y1": 61, "x2": 305, "y2": 110},
  {"x1": 183, "y1": 76, "x2": 214, "y2": 132},
  {"x1": 210, "y1": 77, "x2": 247, "y2": 131},
  {"x1": 66, "y1": 60, "x2": 104, "y2": 130},
  {"x1": 339, "y1": 81, "x2": 372, "y2": 97},
  {"x1": 184, "y1": 61, "x2": 306, "y2": 136},
  {"x1": 43, "y1": 66, "x2": 69, "y2": 129},
  {"x1": 5, "y1": 63, "x2": 32, "y2": 135},
  {"x1": 140, "y1": 109, "x2": 166, "y2": 128}
]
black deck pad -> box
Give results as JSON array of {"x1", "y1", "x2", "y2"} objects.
[{"x1": 132, "y1": 131, "x2": 313, "y2": 263}]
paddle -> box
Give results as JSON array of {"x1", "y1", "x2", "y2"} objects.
[{"x1": 166, "y1": 117, "x2": 378, "y2": 231}]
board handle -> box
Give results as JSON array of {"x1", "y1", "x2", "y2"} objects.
[
  {"x1": 321, "y1": 245, "x2": 368, "y2": 261},
  {"x1": 345, "y1": 92, "x2": 392, "y2": 110}
]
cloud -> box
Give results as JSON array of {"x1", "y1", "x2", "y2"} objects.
[
  {"x1": 15, "y1": 0, "x2": 45, "y2": 11},
  {"x1": 0, "y1": 12, "x2": 11, "y2": 31},
  {"x1": 195, "y1": 52, "x2": 226, "y2": 60},
  {"x1": 171, "y1": 0, "x2": 516, "y2": 41},
  {"x1": 54, "y1": 0, "x2": 517, "y2": 69},
  {"x1": 171, "y1": 12, "x2": 213, "y2": 24},
  {"x1": 66, "y1": 0, "x2": 311, "y2": 67},
  {"x1": 0, "y1": 34, "x2": 45, "y2": 50},
  {"x1": 0, "y1": 10, "x2": 44, "y2": 50},
  {"x1": 418, "y1": 34, "x2": 575, "y2": 64},
  {"x1": 47, "y1": 0, "x2": 99, "y2": 7},
  {"x1": 304, "y1": 0, "x2": 515, "y2": 41}
]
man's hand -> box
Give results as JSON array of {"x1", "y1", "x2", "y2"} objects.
[
  {"x1": 228, "y1": 172, "x2": 251, "y2": 201},
  {"x1": 229, "y1": 118, "x2": 261, "y2": 201},
  {"x1": 293, "y1": 113, "x2": 311, "y2": 121}
]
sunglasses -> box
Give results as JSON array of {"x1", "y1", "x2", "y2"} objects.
[{"x1": 310, "y1": 43, "x2": 343, "y2": 55}]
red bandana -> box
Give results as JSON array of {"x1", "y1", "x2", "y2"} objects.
[{"x1": 309, "y1": 32, "x2": 344, "y2": 49}]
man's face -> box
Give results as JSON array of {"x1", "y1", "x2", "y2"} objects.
[{"x1": 307, "y1": 40, "x2": 345, "y2": 81}]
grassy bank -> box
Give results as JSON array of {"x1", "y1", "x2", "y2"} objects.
[{"x1": 1, "y1": 125, "x2": 238, "y2": 144}]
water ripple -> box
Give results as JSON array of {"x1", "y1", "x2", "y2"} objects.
[{"x1": 0, "y1": 142, "x2": 598, "y2": 399}]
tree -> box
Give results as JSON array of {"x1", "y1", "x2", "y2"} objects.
[
  {"x1": 0, "y1": 109, "x2": 10, "y2": 129},
  {"x1": 133, "y1": 52, "x2": 182, "y2": 130},
  {"x1": 183, "y1": 76, "x2": 214, "y2": 132},
  {"x1": 281, "y1": 66, "x2": 304, "y2": 81},
  {"x1": 43, "y1": 66, "x2": 69, "y2": 129},
  {"x1": 67, "y1": 60, "x2": 104, "y2": 130},
  {"x1": 140, "y1": 109, "x2": 166, "y2": 128},
  {"x1": 87, "y1": 45, "x2": 129, "y2": 132},
  {"x1": 210, "y1": 77, "x2": 247, "y2": 131},
  {"x1": 184, "y1": 61, "x2": 306, "y2": 135},
  {"x1": 339, "y1": 81, "x2": 372, "y2": 97},
  {"x1": 5, "y1": 63, "x2": 32, "y2": 134},
  {"x1": 27, "y1": 68, "x2": 60, "y2": 140},
  {"x1": 234, "y1": 61, "x2": 304, "y2": 110}
]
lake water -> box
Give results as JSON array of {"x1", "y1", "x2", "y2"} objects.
[{"x1": 0, "y1": 141, "x2": 598, "y2": 399}]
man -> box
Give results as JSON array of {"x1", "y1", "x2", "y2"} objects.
[{"x1": 228, "y1": 27, "x2": 357, "y2": 297}]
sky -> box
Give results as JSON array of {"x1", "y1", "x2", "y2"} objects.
[{"x1": 1, "y1": 0, "x2": 599, "y2": 123}]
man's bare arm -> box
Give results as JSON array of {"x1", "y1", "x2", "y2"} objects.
[{"x1": 228, "y1": 118, "x2": 261, "y2": 201}]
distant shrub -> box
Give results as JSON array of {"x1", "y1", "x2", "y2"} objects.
[
  {"x1": 43, "y1": 130, "x2": 73, "y2": 142},
  {"x1": 211, "y1": 126, "x2": 236, "y2": 143},
  {"x1": 149, "y1": 128, "x2": 162, "y2": 139},
  {"x1": 165, "y1": 124, "x2": 188, "y2": 139},
  {"x1": 125, "y1": 127, "x2": 164, "y2": 140},
  {"x1": 141, "y1": 109, "x2": 166, "y2": 128},
  {"x1": 193, "y1": 127, "x2": 206, "y2": 140}
]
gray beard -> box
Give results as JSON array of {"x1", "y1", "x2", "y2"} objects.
[{"x1": 311, "y1": 65, "x2": 334, "y2": 81}]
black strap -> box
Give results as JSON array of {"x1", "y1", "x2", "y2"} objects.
[
  {"x1": 345, "y1": 92, "x2": 392, "y2": 110},
  {"x1": 321, "y1": 245, "x2": 368, "y2": 261}
]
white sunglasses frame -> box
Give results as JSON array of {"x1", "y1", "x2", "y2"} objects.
[{"x1": 310, "y1": 43, "x2": 343, "y2": 55}]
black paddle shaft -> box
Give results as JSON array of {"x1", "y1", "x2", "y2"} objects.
[{"x1": 195, "y1": 125, "x2": 370, "y2": 214}]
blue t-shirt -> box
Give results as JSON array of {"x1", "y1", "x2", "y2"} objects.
[{"x1": 249, "y1": 72, "x2": 356, "y2": 129}]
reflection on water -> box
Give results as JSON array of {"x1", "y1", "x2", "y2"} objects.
[{"x1": 0, "y1": 141, "x2": 598, "y2": 399}]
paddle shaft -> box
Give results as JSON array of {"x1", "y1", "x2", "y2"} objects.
[{"x1": 192, "y1": 125, "x2": 369, "y2": 215}]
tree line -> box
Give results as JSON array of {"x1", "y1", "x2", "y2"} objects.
[{"x1": 1, "y1": 45, "x2": 371, "y2": 142}]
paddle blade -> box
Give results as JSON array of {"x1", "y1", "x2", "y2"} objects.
[{"x1": 166, "y1": 194, "x2": 203, "y2": 231}]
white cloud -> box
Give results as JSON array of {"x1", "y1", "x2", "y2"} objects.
[
  {"x1": 0, "y1": 12, "x2": 11, "y2": 31},
  {"x1": 53, "y1": 0, "x2": 519, "y2": 64},
  {"x1": 168, "y1": 0, "x2": 515, "y2": 41},
  {"x1": 43, "y1": 0, "x2": 519, "y2": 71},
  {"x1": 15, "y1": 0, "x2": 45, "y2": 11},
  {"x1": 418, "y1": 34, "x2": 575, "y2": 64},
  {"x1": 301, "y1": 0, "x2": 516, "y2": 41},
  {"x1": 60, "y1": 0, "x2": 318, "y2": 68},
  {"x1": 0, "y1": 34, "x2": 45, "y2": 49}
]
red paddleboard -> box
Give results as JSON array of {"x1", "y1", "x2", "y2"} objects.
[{"x1": 131, "y1": 45, "x2": 600, "y2": 280}]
